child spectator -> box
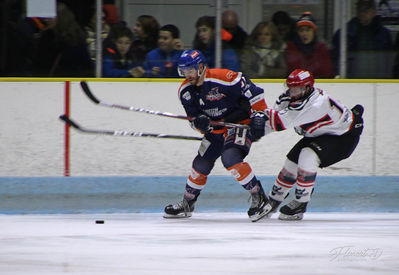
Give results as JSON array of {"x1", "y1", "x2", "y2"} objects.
[
  {"x1": 142, "y1": 24, "x2": 184, "y2": 78},
  {"x1": 102, "y1": 25, "x2": 144, "y2": 77},
  {"x1": 240, "y1": 21, "x2": 287, "y2": 78},
  {"x1": 193, "y1": 16, "x2": 240, "y2": 71},
  {"x1": 285, "y1": 11, "x2": 334, "y2": 78}
]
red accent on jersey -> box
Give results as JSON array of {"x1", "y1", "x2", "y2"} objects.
[
  {"x1": 251, "y1": 100, "x2": 267, "y2": 112},
  {"x1": 300, "y1": 114, "x2": 333, "y2": 134}
]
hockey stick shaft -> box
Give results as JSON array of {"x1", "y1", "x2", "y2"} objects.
[
  {"x1": 80, "y1": 81, "x2": 250, "y2": 129},
  {"x1": 59, "y1": 115, "x2": 202, "y2": 141}
]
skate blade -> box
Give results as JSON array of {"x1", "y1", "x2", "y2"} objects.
[
  {"x1": 249, "y1": 204, "x2": 273, "y2": 222},
  {"x1": 163, "y1": 212, "x2": 192, "y2": 219},
  {"x1": 278, "y1": 212, "x2": 304, "y2": 220}
]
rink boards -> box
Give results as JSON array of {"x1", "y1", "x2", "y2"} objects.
[{"x1": 0, "y1": 176, "x2": 398, "y2": 214}]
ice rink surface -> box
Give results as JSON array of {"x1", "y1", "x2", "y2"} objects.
[
  {"x1": 1, "y1": 212, "x2": 398, "y2": 275},
  {"x1": 0, "y1": 176, "x2": 398, "y2": 274}
]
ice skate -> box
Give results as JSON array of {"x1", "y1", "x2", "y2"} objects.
[
  {"x1": 278, "y1": 200, "x2": 308, "y2": 220},
  {"x1": 163, "y1": 198, "x2": 195, "y2": 218},
  {"x1": 248, "y1": 184, "x2": 273, "y2": 222},
  {"x1": 268, "y1": 196, "x2": 282, "y2": 214}
]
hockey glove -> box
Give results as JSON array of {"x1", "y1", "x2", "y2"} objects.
[
  {"x1": 250, "y1": 111, "x2": 268, "y2": 140},
  {"x1": 193, "y1": 115, "x2": 213, "y2": 133}
]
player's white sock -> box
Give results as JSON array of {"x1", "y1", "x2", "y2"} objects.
[{"x1": 269, "y1": 159, "x2": 297, "y2": 202}]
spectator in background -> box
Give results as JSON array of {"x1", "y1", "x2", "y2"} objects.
[
  {"x1": 332, "y1": 0, "x2": 393, "y2": 78},
  {"x1": 84, "y1": 8, "x2": 111, "y2": 62},
  {"x1": 142, "y1": 24, "x2": 184, "y2": 78},
  {"x1": 193, "y1": 16, "x2": 240, "y2": 71},
  {"x1": 272, "y1": 11, "x2": 296, "y2": 43},
  {"x1": 222, "y1": 10, "x2": 248, "y2": 54},
  {"x1": 240, "y1": 21, "x2": 287, "y2": 78},
  {"x1": 0, "y1": 0, "x2": 52, "y2": 76},
  {"x1": 393, "y1": 34, "x2": 399, "y2": 78},
  {"x1": 285, "y1": 11, "x2": 334, "y2": 79},
  {"x1": 102, "y1": 25, "x2": 144, "y2": 77},
  {"x1": 33, "y1": 2, "x2": 92, "y2": 77},
  {"x1": 132, "y1": 15, "x2": 160, "y2": 64}
]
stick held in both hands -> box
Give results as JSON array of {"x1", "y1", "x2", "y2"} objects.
[{"x1": 79, "y1": 81, "x2": 250, "y2": 129}]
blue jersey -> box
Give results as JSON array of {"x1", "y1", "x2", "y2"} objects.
[{"x1": 178, "y1": 68, "x2": 267, "y2": 128}]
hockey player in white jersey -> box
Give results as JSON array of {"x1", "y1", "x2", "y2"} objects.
[{"x1": 250, "y1": 69, "x2": 364, "y2": 220}]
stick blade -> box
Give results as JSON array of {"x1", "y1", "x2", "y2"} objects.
[
  {"x1": 59, "y1": 115, "x2": 80, "y2": 129},
  {"x1": 80, "y1": 81, "x2": 100, "y2": 104}
]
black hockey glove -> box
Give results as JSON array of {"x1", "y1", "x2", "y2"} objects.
[
  {"x1": 193, "y1": 115, "x2": 213, "y2": 133},
  {"x1": 279, "y1": 90, "x2": 291, "y2": 102},
  {"x1": 250, "y1": 111, "x2": 268, "y2": 140}
]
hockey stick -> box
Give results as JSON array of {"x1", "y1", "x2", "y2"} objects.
[
  {"x1": 80, "y1": 81, "x2": 250, "y2": 130},
  {"x1": 59, "y1": 115, "x2": 202, "y2": 141}
]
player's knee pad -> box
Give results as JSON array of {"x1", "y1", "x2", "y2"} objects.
[
  {"x1": 192, "y1": 154, "x2": 215, "y2": 175},
  {"x1": 282, "y1": 158, "x2": 298, "y2": 177},
  {"x1": 221, "y1": 147, "x2": 245, "y2": 168},
  {"x1": 298, "y1": 147, "x2": 320, "y2": 173}
]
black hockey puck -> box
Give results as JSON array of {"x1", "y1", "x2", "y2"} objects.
[{"x1": 95, "y1": 220, "x2": 104, "y2": 224}]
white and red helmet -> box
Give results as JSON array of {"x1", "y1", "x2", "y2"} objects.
[{"x1": 286, "y1": 69, "x2": 314, "y2": 88}]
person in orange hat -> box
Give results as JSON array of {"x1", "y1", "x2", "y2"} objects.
[
  {"x1": 192, "y1": 16, "x2": 240, "y2": 71},
  {"x1": 285, "y1": 11, "x2": 334, "y2": 78}
]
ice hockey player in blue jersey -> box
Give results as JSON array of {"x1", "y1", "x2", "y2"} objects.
[
  {"x1": 251, "y1": 69, "x2": 364, "y2": 220},
  {"x1": 163, "y1": 49, "x2": 272, "y2": 222}
]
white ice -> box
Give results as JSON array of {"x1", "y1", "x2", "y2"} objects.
[{"x1": 1, "y1": 212, "x2": 398, "y2": 274}]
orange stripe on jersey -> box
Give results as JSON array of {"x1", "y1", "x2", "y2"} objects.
[
  {"x1": 251, "y1": 99, "x2": 267, "y2": 111},
  {"x1": 205, "y1": 68, "x2": 241, "y2": 86},
  {"x1": 178, "y1": 79, "x2": 191, "y2": 98}
]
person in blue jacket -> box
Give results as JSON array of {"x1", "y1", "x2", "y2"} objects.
[
  {"x1": 193, "y1": 16, "x2": 240, "y2": 71},
  {"x1": 102, "y1": 25, "x2": 145, "y2": 77},
  {"x1": 142, "y1": 24, "x2": 184, "y2": 78}
]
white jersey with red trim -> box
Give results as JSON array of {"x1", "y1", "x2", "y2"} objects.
[{"x1": 265, "y1": 88, "x2": 354, "y2": 137}]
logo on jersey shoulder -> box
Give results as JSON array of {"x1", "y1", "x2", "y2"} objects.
[
  {"x1": 226, "y1": 71, "x2": 236, "y2": 79},
  {"x1": 182, "y1": 91, "x2": 191, "y2": 101},
  {"x1": 206, "y1": 87, "x2": 226, "y2": 101}
]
